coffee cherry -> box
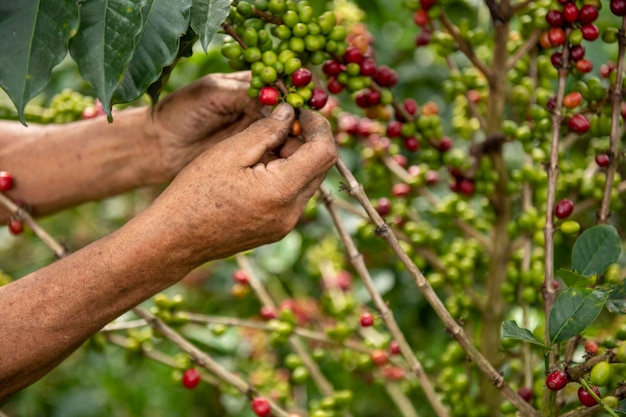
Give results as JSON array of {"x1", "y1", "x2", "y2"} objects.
[
  {"x1": 389, "y1": 340, "x2": 401, "y2": 354},
  {"x1": 259, "y1": 86, "x2": 280, "y2": 106},
  {"x1": 578, "y1": 385, "x2": 601, "y2": 407},
  {"x1": 579, "y1": 4, "x2": 599, "y2": 23},
  {"x1": 581, "y1": 24, "x2": 599, "y2": 41},
  {"x1": 545, "y1": 10, "x2": 565, "y2": 27},
  {"x1": 260, "y1": 306, "x2": 278, "y2": 320},
  {"x1": 590, "y1": 361, "x2": 611, "y2": 386},
  {"x1": 569, "y1": 44, "x2": 585, "y2": 61},
  {"x1": 413, "y1": 9, "x2": 429, "y2": 27},
  {"x1": 517, "y1": 386, "x2": 532, "y2": 403},
  {"x1": 548, "y1": 27, "x2": 566, "y2": 46},
  {"x1": 545, "y1": 370, "x2": 568, "y2": 391},
  {"x1": 360, "y1": 312, "x2": 375, "y2": 327},
  {"x1": 575, "y1": 59, "x2": 593, "y2": 74},
  {"x1": 403, "y1": 98, "x2": 418, "y2": 115},
  {"x1": 251, "y1": 397, "x2": 271, "y2": 417},
  {"x1": 392, "y1": 183, "x2": 411, "y2": 197},
  {"x1": 425, "y1": 170, "x2": 440, "y2": 185},
  {"x1": 438, "y1": 136, "x2": 453, "y2": 152},
  {"x1": 551, "y1": 52, "x2": 563, "y2": 68},
  {"x1": 420, "y1": 0, "x2": 435, "y2": 10},
  {"x1": 387, "y1": 121, "x2": 403, "y2": 138},
  {"x1": 0, "y1": 171, "x2": 13, "y2": 191},
  {"x1": 232, "y1": 269, "x2": 249, "y2": 285},
  {"x1": 322, "y1": 60, "x2": 341, "y2": 76},
  {"x1": 308, "y1": 88, "x2": 328, "y2": 110},
  {"x1": 554, "y1": 198, "x2": 574, "y2": 219},
  {"x1": 370, "y1": 349, "x2": 388, "y2": 366},
  {"x1": 360, "y1": 57, "x2": 377, "y2": 76},
  {"x1": 403, "y1": 136, "x2": 419, "y2": 152},
  {"x1": 416, "y1": 30, "x2": 432, "y2": 46},
  {"x1": 327, "y1": 77, "x2": 344, "y2": 94},
  {"x1": 182, "y1": 368, "x2": 201, "y2": 389},
  {"x1": 585, "y1": 339, "x2": 598, "y2": 355},
  {"x1": 458, "y1": 179, "x2": 475, "y2": 196},
  {"x1": 355, "y1": 91, "x2": 371, "y2": 108},
  {"x1": 613, "y1": 0, "x2": 626, "y2": 15},
  {"x1": 595, "y1": 153, "x2": 610, "y2": 167},
  {"x1": 563, "y1": 3, "x2": 579, "y2": 22},
  {"x1": 563, "y1": 92, "x2": 582, "y2": 109},
  {"x1": 291, "y1": 67, "x2": 312, "y2": 87},
  {"x1": 8, "y1": 218, "x2": 23, "y2": 235},
  {"x1": 376, "y1": 197, "x2": 392, "y2": 216},
  {"x1": 343, "y1": 46, "x2": 364, "y2": 64},
  {"x1": 374, "y1": 66, "x2": 398, "y2": 87},
  {"x1": 568, "y1": 114, "x2": 590, "y2": 133}
]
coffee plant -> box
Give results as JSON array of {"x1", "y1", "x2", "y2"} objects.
[{"x1": 3, "y1": 0, "x2": 626, "y2": 416}]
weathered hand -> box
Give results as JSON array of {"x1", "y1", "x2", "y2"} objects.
[
  {"x1": 150, "y1": 71, "x2": 264, "y2": 182},
  {"x1": 143, "y1": 103, "x2": 338, "y2": 267}
]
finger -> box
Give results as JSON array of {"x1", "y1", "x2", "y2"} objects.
[
  {"x1": 219, "y1": 71, "x2": 252, "y2": 83},
  {"x1": 272, "y1": 110, "x2": 337, "y2": 189},
  {"x1": 278, "y1": 137, "x2": 304, "y2": 158},
  {"x1": 233, "y1": 103, "x2": 295, "y2": 166}
]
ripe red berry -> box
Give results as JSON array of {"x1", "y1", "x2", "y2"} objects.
[
  {"x1": 291, "y1": 68, "x2": 312, "y2": 87},
  {"x1": 387, "y1": 121, "x2": 403, "y2": 138},
  {"x1": 425, "y1": 170, "x2": 440, "y2": 185},
  {"x1": 251, "y1": 397, "x2": 271, "y2": 417},
  {"x1": 355, "y1": 90, "x2": 372, "y2": 108},
  {"x1": 569, "y1": 44, "x2": 585, "y2": 62},
  {"x1": 416, "y1": 30, "x2": 432, "y2": 46},
  {"x1": 376, "y1": 197, "x2": 392, "y2": 216},
  {"x1": 578, "y1": 385, "x2": 601, "y2": 407},
  {"x1": 392, "y1": 154, "x2": 408, "y2": 167},
  {"x1": 545, "y1": 9, "x2": 565, "y2": 27},
  {"x1": 8, "y1": 218, "x2": 23, "y2": 236},
  {"x1": 575, "y1": 59, "x2": 593, "y2": 74},
  {"x1": 413, "y1": 9, "x2": 429, "y2": 27},
  {"x1": 568, "y1": 114, "x2": 590, "y2": 134},
  {"x1": 403, "y1": 136, "x2": 420, "y2": 152},
  {"x1": 232, "y1": 269, "x2": 249, "y2": 285},
  {"x1": 322, "y1": 60, "x2": 342, "y2": 76},
  {"x1": 546, "y1": 370, "x2": 568, "y2": 391},
  {"x1": 579, "y1": 4, "x2": 600, "y2": 22},
  {"x1": 595, "y1": 153, "x2": 610, "y2": 167},
  {"x1": 458, "y1": 179, "x2": 475, "y2": 196},
  {"x1": 392, "y1": 183, "x2": 411, "y2": 197},
  {"x1": 259, "y1": 86, "x2": 279, "y2": 106},
  {"x1": 438, "y1": 136, "x2": 453, "y2": 151},
  {"x1": 563, "y1": 92, "x2": 582, "y2": 109},
  {"x1": 343, "y1": 46, "x2": 364, "y2": 64},
  {"x1": 548, "y1": 27, "x2": 566, "y2": 46},
  {"x1": 360, "y1": 57, "x2": 377, "y2": 76},
  {"x1": 585, "y1": 340, "x2": 599, "y2": 355},
  {"x1": 308, "y1": 88, "x2": 328, "y2": 110},
  {"x1": 374, "y1": 66, "x2": 398, "y2": 87},
  {"x1": 554, "y1": 198, "x2": 574, "y2": 219},
  {"x1": 551, "y1": 52, "x2": 563, "y2": 68},
  {"x1": 360, "y1": 312, "x2": 375, "y2": 327},
  {"x1": 0, "y1": 171, "x2": 13, "y2": 191},
  {"x1": 517, "y1": 386, "x2": 533, "y2": 403},
  {"x1": 563, "y1": 2, "x2": 579, "y2": 22},
  {"x1": 403, "y1": 98, "x2": 418, "y2": 115},
  {"x1": 581, "y1": 24, "x2": 599, "y2": 41},
  {"x1": 182, "y1": 368, "x2": 201, "y2": 389},
  {"x1": 336, "y1": 270, "x2": 352, "y2": 291},
  {"x1": 327, "y1": 77, "x2": 344, "y2": 94},
  {"x1": 260, "y1": 305, "x2": 277, "y2": 320},
  {"x1": 420, "y1": 0, "x2": 436, "y2": 10},
  {"x1": 389, "y1": 340, "x2": 401, "y2": 354},
  {"x1": 612, "y1": 0, "x2": 626, "y2": 16},
  {"x1": 370, "y1": 349, "x2": 388, "y2": 366}
]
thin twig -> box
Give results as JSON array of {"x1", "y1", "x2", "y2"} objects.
[
  {"x1": 333, "y1": 157, "x2": 539, "y2": 416},
  {"x1": 598, "y1": 16, "x2": 626, "y2": 223},
  {"x1": 506, "y1": 30, "x2": 541, "y2": 70},
  {"x1": 439, "y1": 12, "x2": 492, "y2": 78},
  {"x1": 133, "y1": 307, "x2": 292, "y2": 417},
  {"x1": 318, "y1": 185, "x2": 450, "y2": 417}
]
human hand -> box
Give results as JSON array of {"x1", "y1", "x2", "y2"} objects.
[
  {"x1": 150, "y1": 71, "x2": 264, "y2": 182},
  {"x1": 140, "y1": 103, "x2": 337, "y2": 267}
]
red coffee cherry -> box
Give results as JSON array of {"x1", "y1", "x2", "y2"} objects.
[
  {"x1": 585, "y1": 340, "x2": 599, "y2": 355},
  {"x1": 232, "y1": 269, "x2": 249, "y2": 285},
  {"x1": 182, "y1": 368, "x2": 201, "y2": 389},
  {"x1": 578, "y1": 385, "x2": 601, "y2": 407},
  {"x1": 392, "y1": 183, "x2": 411, "y2": 197},
  {"x1": 308, "y1": 88, "x2": 329, "y2": 110},
  {"x1": 517, "y1": 386, "x2": 533, "y2": 403},
  {"x1": 545, "y1": 9, "x2": 565, "y2": 27},
  {"x1": 8, "y1": 218, "x2": 23, "y2": 236},
  {"x1": 581, "y1": 24, "x2": 599, "y2": 41},
  {"x1": 562, "y1": 3, "x2": 579, "y2": 22},
  {"x1": 260, "y1": 306, "x2": 277, "y2": 320},
  {"x1": 376, "y1": 197, "x2": 392, "y2": 216},
  {"x1": 259, "y1": 86, "x2": 280, "y2": 106},
  {"x1": 545, "y1": 370, "x2": 568, "y2": 391},
  {"x1": 360, "y1": 57, "x2": 377, "y2": 76},
  {"x1": 0, "y1": 171, "x2": 13, "y2": 191},
  {"x1": 554, "y1": 198, "x2": 574, "y2": 219},
  {"x1": 611, "y1": 0, "x2": 626, "y2": 16},
  {"x1": 579, "y1": 4, "x2": 599, "y2": 23},
  {"x1": 568, "y1": 114, "x2": 590, "y2": 134},
  {"x1": 251, "y1": 397, "x2": 271, "y2": 417},
  {"x1": 291, "y1": 68, "x2": 312, "y2": 87},
  {"x1": 370, "y1": 349, "x2": 388, "y2": 366},
  {"x1": 389, "y1": 340, "x2": 401, "y2": 354},
  {"x1": 322, "y1": 60, "x2": 342, "y2": 76},
  {"x1": 403, "y1": 136, "x2": 420, "y2": 152},
  {"x1": 360, "y1": 312, "x2": 375, "y2": 327},
  {"x1": 595, "y1": 153, "x2": 610, "y2": 167}
]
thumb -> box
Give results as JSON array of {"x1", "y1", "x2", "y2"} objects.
[{"x1": 235, "y1": 103, "x2": 295, "y2": 166}]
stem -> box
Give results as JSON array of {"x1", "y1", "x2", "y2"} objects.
[
  {"x1": 385, "y1": 383, "x2": 421, "y2": 417},
  {"x1": 318, "y1": 186, "x2": 451, "y2": 417},
  {"x1": 235, "y1": 254, "x2": 336, "y2": 397},
  {"x1": 542, "y1": 37, "x2": 571, "y2": 417},
  {"x1": 598, "y1": 16, "x2": 626, "y2": 224},
  {"x1": 579, "y1": 379, "x2": 620, "y2": 417},
  {"x1": 333, "y1": 158, "x2": 539, "y2": 417},
  {"x1": 0, "y1": 192, "x2": 68, "y2": 258},
  {"x1": 439, "y1": 12, "x2": 492, "y2": 78},
  {"x1": 133, "y1": 307, "x2": 292, "y2": 417},
  {"x1": 506, "y1": 30, "x2": 541, "y2": 70}
]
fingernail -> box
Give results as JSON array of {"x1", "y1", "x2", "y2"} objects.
[{"x1": 271, "y1": 103, "x2": 292, "y2": 121}]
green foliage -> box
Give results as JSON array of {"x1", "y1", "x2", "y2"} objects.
[
  {"x1": 548, "y1": 288, "x2": 610, "y2": 345},
  {"x1": 571, "y1": 225, "x2": 622, "y2": 278}
]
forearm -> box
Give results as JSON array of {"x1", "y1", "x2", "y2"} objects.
[
  {"x1": 0, "y1": 107, "x2": 162, "y2": 223},
  {"x1": 0, "y1": 208, "x2": 194, "y2": 400}
]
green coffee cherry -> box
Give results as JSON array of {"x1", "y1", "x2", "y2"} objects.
[
  {"x1": 292, "y1": 22, "x2": 308, "y2": 37},
  {"x1": 243, "y1": 46, "x2": 262, "y2": 62},
  {"x1": 221, "y1": 42, "x2": 243, "y2": 60},
  {"x1": 262, "y1": 50, "x2": 278, "y2": 66},
  {"x1": 274, "y1": 24, "x2": 291, "y2": 40},
  {"x1": 289, "y1": 36, "x2": 305, "y2": 53},
  {"x1": 260, "y1": 66, "x2": 277, "y2": 84},
  {"x1": 590, "y1": 361, "x2": 611, "y2": 386},
  {"x1": 560, "y1": 220, "x2": 580, "y2": 235},
  {"x1": 242, "y1": 27, "x2": 259, "y2": 46},
  {"x1": 329, "y1": 25, "x2": 347, "y2": 41},
  {"x1": 236, "y1": 1, "x2": 253, "y2": 17},
  {"x1": 283, "y1": 10, "x2": 299, "y2": 27},
  {"x1": 286, "y1": 92, "x2": 305, "y2": 108},
  {"x1": 284, "y1": 57, "x2": 302, "y2": 74},
  {"x1": 268, "y1": 0, "x2": 286, "y2": 15}
]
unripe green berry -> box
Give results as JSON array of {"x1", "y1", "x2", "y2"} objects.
[
  {"x1": 221, "y1": 42, "x2": 243, "y2": 60},
  {"x1": 307, "y1": 22, "x2": 321, "y2": 35},
  {"x1": 305, "y1": 34, "x2": 323, "y2": 51},
  {"x1": 318, "y1": 11, "x2": 337, "y2": 34},
  {"x1": 236, "y1": 1, "x2": 253, "y2": 17},
  {"x1": 274, "y1": 24, "x2": 291, "y2": 40},
  {"x1": 299, "y1": 5, "x2": 314, "y2": 23},
  {"x1": 250, "y1": 76, "x2": 265, "y2": 89},
  {"x1": 260, "y1": 66, "x2": 277, "y2": 84},
  {"x1": 297, "y1": 87, "x2": 312, "y2": 101},
  {"x1": 289, "y1": 36, "x2": 305, "y2": 53},
  {"x1": 329, "y1": 25, "x2": 347, "y2": 41},
  {"x1": 309, "y1": 50, "x2": 326, "y2": 65},
  {"x1": 292, "y1": 22, "x2": 308, "y2": 37},
  {"x1": 268, "y1": 0, "x2": 286, "y2": 15},
  {"x1": 262, "y1": 50, "x2": 278, "y2": 66},
  {"x1": 255, "y1": 0, "x2": 268, "y2": 11},
  {"x1": 244, "y1": 46, "x2": 262, "y2": 63},
  {"x1": 247, "y1": 86, "x2": 260, "y2": 98},
  {"x1": 251, "y1": 61, "x2": 266, "y2": 75},
  {"x1": 283, "y1": 10, "x2": 299, "y2": 27},
  {"x1": 244, "y1": 17, "x2": 264, "y2": 31},
  {"x1": 346, "y1": 62, "x2": 361, "y2": 76},
  {"x1": 286, "y1": 92, "x2": 305, "y2": 108},
  {"x1": 242, "y1": 27, "x2": 259, "y2": 46},
  {"x1": 278, "y1": 49, "x2": 296, "y2": 63},
  {"x1": 284, "y1": 57, "x2": 302, "y2": 74}
]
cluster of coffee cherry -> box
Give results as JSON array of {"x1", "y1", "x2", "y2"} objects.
[{"x1": 0, "y1": 171, "x2": 24, "y2": 236}]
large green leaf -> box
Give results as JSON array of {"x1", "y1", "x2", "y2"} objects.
[
  {"x1": 501, "y1": 320, "x2": 549, "y2": 349},
  {"x1": 113, "y1": 0, "x2": 192, "y2": 103},
  {"x1": 548, "y1": 287, "x2": 609, "y2": 345},
  {"x1": 572, "y1": 225, "x2": 622, "y2": 277},
  {"x1": 557, "y1": 268, "x2": 595, "y2": 288},
  {"x1": 191, "y1": 0, "x2": 231, "y2": 52},
  {"x1": 0, "y1": 1, "x2": 79, "y2": 123},
  {"x1": 69, "y1": 0, "x2": 146, "y2": 117}
]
